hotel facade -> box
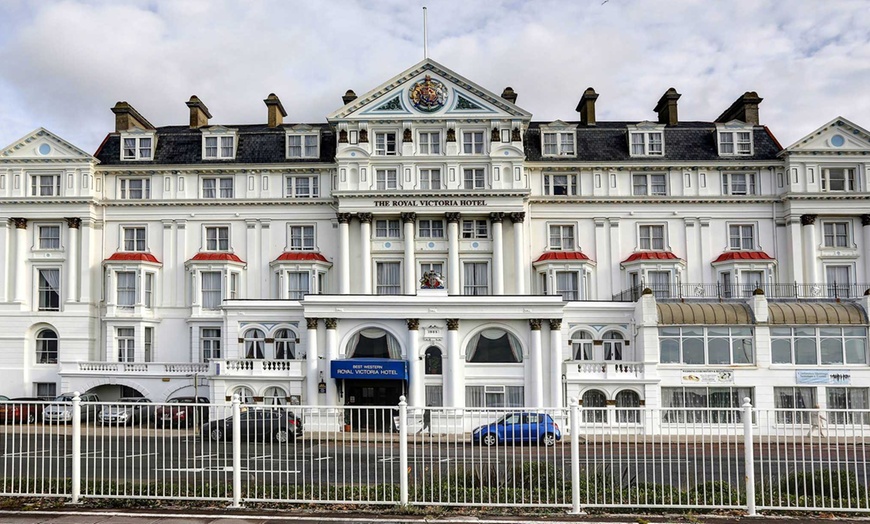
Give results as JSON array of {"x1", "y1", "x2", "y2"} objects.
[{"x1": 2, "y1": 59, "x2": 869, "y2": 428}]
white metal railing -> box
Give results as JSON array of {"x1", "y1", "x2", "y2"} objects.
[
  {"x1": 63, "y1": 362, "x2": 209, "y2": 375},
  {"x1": 2, "y1": 396, "x2": 870, "y2": 513},
  {"x1": 565, "y1": 361, "x2": 646, "y2": 380},
  {"x1": 212, "y1": 359, "x2": 305, "y2": 377}
]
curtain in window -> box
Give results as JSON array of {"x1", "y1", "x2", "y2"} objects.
[
  {"x1": 287, "y1": 272, "x2": 309, "y2": 299},
  {"x1": 385, "y1": 331, "x2": 401, "y2": 359},
  {"x1": 572, "y1": 331, "x2": 593, "y2": 360},
  {"x1": 202, "y1": 178, "x2": 216, "y2": 198},
  {"x1": 582, "y1": 390, "x2": 607, "y2": 423},
  {"x1": 39, "y1": 269, "x2": 60, "y2": 310},
  {"x1": 615, "y1": 390, "x2": 641, "y2": 423},
  {"x1": 466, "y1": 329, "x2": 522, "y2": 363},
  {"x1": 377, "y1": 262, "x2": 401, "y2": 294},
  {"x1": 425, "y1": 347, "x2": 443, "y2": 375},
  {"x1": 556, "y1": 271, "x2": 578, "y2": 300},
  {"x1": 263, "y1": 386, "x2": 287, "y2": 405},
  {"x1": 117, "y1": 271, "x2": 137, "y2": 307},
  {"x1": 274, "y1": 329, "x2": 296, "y2": 359},
  {"x1": 506, "y1": 386, "x2": 524, "y2": 407},
  {"x1": 463, "y1": 262, "x2": 488, "y2": 295},
  {"x1": 345, "y1": 332, "x2": 361, "y2": 358},
  {"x1": 234, "y1": 386, "x2": 254, "y2": 404},
  {"x1": 219, "y1": 178, "x2": 233, "y2": 198},
  {"x1": 826, "y1": 266, "x2": 851, "y2": 298},
  {"x1": 304, "y1": 135, "x2": 318, "y2": 157},
  {"x1": 425, "y1": 386, "x2": 443, "y2": 407},
  {"x1": 244, "y1": 329, "x2": 265, "y2": 359},
  {"x1": 36, "y1": 329, "x2": 59, "y2": 363},
  {"x1": 466, "y1": 386, "x2": 485, "y2": 408},
  {"x1": 201, "y1": 272, "x2": 222, "y2": 309}
]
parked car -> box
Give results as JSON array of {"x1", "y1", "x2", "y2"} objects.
[
  {"x1": 202, "y1": 407, "x2": 303, "y2": 443},
  {"x1": 42, "y1": 393, "x2": 100, "y2": 423},
  {"x1": 98, "y1": 397, "x2": 152, "y2": 426},
  {"x1": 0, "y1": 397, "x2": 44, "y2": 424},
  {"x1": 471, "y1": 412, "x2": 561, "y2": 447},
  {"x1": 155, "y1": 396, "x2": 210, "y2": 428}
]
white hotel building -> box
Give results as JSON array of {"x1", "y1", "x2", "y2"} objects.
[{"x1": 1, "y1": 59, "x2": 869, "y2": 428}]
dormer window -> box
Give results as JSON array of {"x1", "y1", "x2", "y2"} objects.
[
  {"x1": 121, "y1": 133, "x2": 154, "y2": 161},
  {"x1": 287, "y1": 129, "x2": 320, "y2": 159},
  {"x1": 717, "y1": 122, "x2": 754, "y2": 156},
  {"x1": 629, "y1": 131, "x2": 663, "y2": 156},
  {"x1": 540, "y1": 121, "x2": 577, "y2": 157},
  {"x1": 202, "y1": 128, "x2": 237, "y2": 160},
  {"x1": 375, "y1": 132, "x2": 398, "y2": 155}
]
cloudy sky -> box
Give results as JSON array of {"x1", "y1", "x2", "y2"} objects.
[{"x1": 1, "y1": 0, "x2": 868, "y2": 153}]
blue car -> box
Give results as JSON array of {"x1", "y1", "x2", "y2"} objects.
[{"x1": 472, "y1": 412, "x2": 561, "y2": 447}]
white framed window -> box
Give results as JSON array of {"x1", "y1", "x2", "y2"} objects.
[
  {"x1": 548, "y1": 224, "x2": 575, "y2": 250},
  {"x1": 647, "y1": 270, "x2": 672, "y2": 299},
  {"x1": 633, "y1": 174, "x2": 667, "y2": 196},
  {"x1": 418, "y1": 219, "x2": 444, "y2": 238},
  {"x1": 31, "y1": 174, "x2": 61, "y2": 196},
  {"x1": 603, "y1": 331, "x2": 625, "y2": 360},
  {"x1": 35, "y1": 329, "x2": 59, "y2": 364},
  {"x1": 461, "y1": 219, "x2": 488, "y2": 239},
  {"x1": 37, "y1": 225, "x2": 61, "y2": 250},
  {"x1": 201, "y1": 271, "x2": 223, "y2": 310},
  {"x1": 659, "y1": 326, "x2": 755, "y2": 365},
  {"x1": 117, "y1": 271, "x2": 137, "y2": 308},
  {"x1": 466, "y1": 385, "x2": 524, "y2": 408},
  {"x1": 35, "y1": 382, "x2": 57, "y2": 399},
  {"x1": 774, "y1": 387, "x2": 816, "y2": 424},
  {"x1": 728, "y1": 224, "x2": 755, "y2": 250},
  {"x1": 544, "y1": 173, "x2": 578, "y2": 196},
  {"x1": 144, "y1": 273, "x2": 153, "y2": 308},
  {"x1": 419, "y1": 168, "x2": 442, "y2": 190},
  {"x1": 463, "y1": 261, "x2": 489, "y2": 295},
  {"x1": 821, "y1": 167, "x2": 857, "y2": 192},
  {"x1": 144, "y1": 327, "x2": 153, "y2": 362},
  {"x1": 555, "y1": 271, "x2": 579, "y2": 301},
  {"x1": 463, "y1": 168, "x2": 486, "y2": 189},
  {"x1": 418, "y1": 131, "x2": 441, "y2": 155},
  {"x1": 287, "y1": 133, "x2": 319, "y2": 158},
  {"x1": 374, "y1": 132, "x2": 397, "y2": 155},
  {"x1": 122, "y1": 226, "x2": 147, "y2": 252},
  {"x1": 542, "y1": 132, "x2": 575, "y2": 156},
  {"x1": 662, "y1": 387, "x2": 753, "y2": 423},
  {"x1": 285, "y1": 175, "x2": 319, "y2": 198},
  {"x1": 289, "y1": 225, "x2": 315, "y2": 251},
  {"x1": 722, "y1": 173, "x2": 756, "y2": 195},
  {"x1": 629, "y1": 131, "x2": 664, "y2": 156},
  {"x1": 823, "y1": 221, "x2": 850, "y2": 248},
  {"x1": 462, "y1": 131, "x2": 485, "y2": 154},
  {"x1": 826, "y1": 265, "x2": 853, "y2": 298},
  {"x1": 718, "y1": 131, "x2": 753, "y2": 156},
  {"x1": 204, "y1": 226, "x2": 229, "y2": 251},
  {"x1": 203, "y1": 135, "x2": 235, "y2": 159},
  {"x1": 376, "y1": 261, "x2": 401, "y2": 295},
  {"x1": 287, "y1": 271, "x2": 310, "y2": 300},
  {"x1": 274, "y1": 329, "x2": 298, "y2": 360},
  {"x1": 37, "y1": 268, "x2": 60, "y2": 311},
  {"x1": 827, "y1": 388, "x2": 870, "y2": 425},
  {"x1": 638, "y1": 224, "x2": 665, "y2": 250},
  {"x1": 202, "y1": 177, "x2": 234, "y2": 199},
  {"x1": 376, "y1": 169, "x2": 398, "y2": 190},
  {"x1": 201, "y1": 327, "x2": 221, "y2": 360},
  {"x1": 375, "y1": 219, "x2": 401, "y2": 238},
  {"x1": 571, "y1": 331, "x2": 594, "y2": 360},
  {"x1": 117, "y1": 327, "x2": 135, "y2": 362},
  {"x1": 121, "y1": 136, "x2": 153, "y2": 160},
  {"x1": 119, "y1": 178, "x2": 151, "y2": 199},
  {"x1": 771, "y1": 327, "x2": 867, "y2": 365}
]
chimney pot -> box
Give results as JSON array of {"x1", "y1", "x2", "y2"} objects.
[
  {"x1": 186, "y1": 95, "x2": 212, "y2": 129},
  {"x1": 342, "y1": 90, "x2": 358, "y2": 105},
  {"x1": 715, "y1": 91, "x2": 763, "y2": 125},
  {"x1": 111, "y1": 101, "x2": 155, "y2": 132},
  {"x1": 501, "y1": 87, "x2": 518, "y2": 104},
  {"x1": 654, "y1": 88, "x2": 681, "y2": 126},
  {"x1": 576, "y1": 87, "x2": 599, "y2": 126},
  {"x1": 264, "y1": 93, "x2": 287, "y2": 128}
]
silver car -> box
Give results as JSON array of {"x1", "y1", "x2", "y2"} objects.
[
  {"x1": 42, "y1": 393, "x2": 100, "y2": 423},
  {"x1": 98, "y1": 397, "x2": 152, "y2": 426}
]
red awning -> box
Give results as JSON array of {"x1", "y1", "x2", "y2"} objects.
[
  {"x1": 188, "y1": 252, "x2": 245, "y2": 264},
  {"x1": 534, "y1": 251, "x2": 591, "y2": 263},
  {"x1": 713, "y1": 251, "x2": 774, "y2": 263},
  {"x1": 622, "y1": 251, "x2": 680, "y2": 263},
  {"x1": 105, "y1": 252, "x2": 161, "y2": 264},
  {"x1": 274, "y1": 252, "x2": 330, "y2": 263}
]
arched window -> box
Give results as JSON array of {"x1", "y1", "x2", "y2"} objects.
[
  {"x1": 466, "y1": 329, "x2": 523, "y2": 363},
  {"x1": 233, "y1": 386, "x2": 255, "y2": 404},
  {"x1": 424, "y1": 347, "x2": 442, "y2": 375},
  {"x1": 274, "y1": 329, "x2": 298, "y2": 359},
  {"x1": 615, "y1": 390, "x2": 641, "y2": 423},
  {"x1": 243, "y1": 329, "x2": 265, "y2": 359},
  {"x1": 571, "y1": 330, "x2": 593, "y2": 361},
  {"x1": 603, "y1": 331, "x2": 624, "y2": 361},
  {"x1": 346, "y1": 328, "x2": 401, "y2": 359},
  {"x1": 36, "y1": 329, "x2": 58, "y2": 364},
  {"x1": 263, "y1": 386, "x2": 287, "y2": 405},
  {"x1": 582, "y1": 389, "x2": 607, "y2": 423}
]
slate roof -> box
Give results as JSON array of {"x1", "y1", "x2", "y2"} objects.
[
  {"x1": 524, "y1": 121, "x2": 782, "y2": 162},
  {"x1": 95, "y1": 124, "x2": 335, "y2": 166}
]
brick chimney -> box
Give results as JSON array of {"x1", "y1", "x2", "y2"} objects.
[
  {"x1": 654, "y1": 88, "x2": 681, "y2": 126},
  {"x1": 110, "y1": 102, "x2": 154, "y2": 132},
  {"x1": 716, "y1": 92, "x2": 763, "y2": 125},
  {"x1": 501, "y1": 87, "x2": 518, "y2": 104},
  {"x1": 576, "y1": 87, "x2": 599, "y2": 126},
  {"x1": 342, "y1": 90, "x2": 357, "y2": 105},
  {"x1": 186, "y1": 95, "x2": 212, "y2": 129},
  {"x1": 264, "y1": 93, "x2": 287, "y2": 128}
]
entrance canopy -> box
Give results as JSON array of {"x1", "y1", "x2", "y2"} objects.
[{"x1": 330, "y1": 358, "x2": 409, "y2": 380}]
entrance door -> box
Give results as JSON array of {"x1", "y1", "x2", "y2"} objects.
[{"x1": 344, "y1": 379, "x2": 404, "y2": 431}]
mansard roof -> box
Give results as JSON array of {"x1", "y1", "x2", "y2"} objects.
[
  {"x1": 524, "y1": 121, "x2": 782, "y2": 162},
  {"x1": 95, "y1": 123, "x2": 336, "y2": 166}
]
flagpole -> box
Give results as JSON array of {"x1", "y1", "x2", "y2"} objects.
[{"x1": 423, "y1": 7, "x2": 428, "y2": 59}]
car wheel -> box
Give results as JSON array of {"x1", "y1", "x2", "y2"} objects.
[
  {"x1": 26, "y1": 413, "x2": 36, "y2": 424},
  {"x1": 482, "y1": 433, "x2": 497, "y2": 446},
  {"x1": 274, "y1": 429, "x2": 291, "y2": 443},
  {"x1": 540, "y1": 433, "x2": 556, "y2": 447},
  {"x1": 209, "y1": 427, "x2": 224, "y2": 441}
]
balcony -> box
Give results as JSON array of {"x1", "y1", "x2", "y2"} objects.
[
  {"x1": 60, "y1": 362, "x2": 209, "y2": 376},
  {"x1": 212, "y1": 359, "x2": 305, "y2": 377},
  {"x1": 612, "y1": 282, "x2": 870, "y2": 302},
  {"x1": 565, "y1": 361, "x2": 645, "y2": 381}
]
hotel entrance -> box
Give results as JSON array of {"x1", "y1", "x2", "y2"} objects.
[{"x1": 343, "y1": 379, "x2": 405, "y2": 431}]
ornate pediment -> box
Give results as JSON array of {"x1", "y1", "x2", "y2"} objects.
[
  {"x1": 0, "y1": 128, "x2": 95, "y2": 162},
  {"x1": 785, "y1": 117, "x2": 870, "y2": 153}
]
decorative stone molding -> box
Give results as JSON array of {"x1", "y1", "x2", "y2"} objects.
[
  {"x1": 529, "y1": 319, "x2": 542, "y2": 330},
  {"x1": 359, "y1": 129, "x2": 368, "y2": 143},
  {"x1": 509, "y1": 212, "x2": 525, "y2": 224},
  {"x1": 861, "y1": 214, "x2": 870, "y2": 227},
  {"x1": 511, "y1": 127, "x2": 521, "y2": 142},
  {"x1": 403, "y1": 128, "x2": 412, "y2": 143},
  {"x1": 800, "y1": 214, "x2": 817, "y2": 226},
  {"x1": 446, "y1": 319, "x2": 459, "y2": 331},
  {"x1": 489, "y1": 212, "x2": 504, "y2": 223},
  {"x1": 336, "y1": 213, "x2": 352, "y2": 224},
  {"x1": 65, "y1": 217, "x2": 81, "y2": 229},
  {"x1": 306, "y1": 318, "x2": 319, "y2": 330},
  {"x1": 490, "y1": 128, "x2": 500, "y2": 142},
  {"x1": 445, "y1": 212, "x2": 461, "y2": 223},
  {"x1": 324, "y1": 318, "x2": 337, "y2": 330},
  {"x1": 11, "y1": 218, "x2": 27, "y2": 229},
  {"x1": 357, "y1": 212, "x2": 373, "y2": 224},
  {"x1": 339, "y1": 129, "x2": 348, "y2": 143},
  {"x1": 446, "y1": 128, "x2": 456, "y2": 142},
  {"x1": 407, "y1": 318, "x2": 420, "y2": 330},
  {"x1": 549, "y1": 319, "x2": 562, "y2": 330},
  {"x1": 401, "y1": 212, "x2": 417, "y2": 223}
]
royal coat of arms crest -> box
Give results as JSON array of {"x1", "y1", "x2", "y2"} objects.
[
  {"x1": 419, "y1": 271, "x2": 445, "y2": 290},
  {"x1": 409, "y1": 75, "x2": 447, "y2": 113}
]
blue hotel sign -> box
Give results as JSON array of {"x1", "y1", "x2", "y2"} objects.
[{"x1": 330, "y1": 359, "x2": 409, "y2": 380}]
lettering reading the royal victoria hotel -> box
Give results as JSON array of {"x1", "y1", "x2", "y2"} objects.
[{"x1": 374, "y1": 199, "x2": 487, "y2": 207}]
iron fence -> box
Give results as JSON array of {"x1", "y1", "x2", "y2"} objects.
[
  {"x1": 2, "y1": 395, "x2": 870, "y2": 514},
  {"x1": 612, "y1": 282, "x2": 870, "y2": 302}
]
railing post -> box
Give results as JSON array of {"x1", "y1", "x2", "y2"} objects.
[
  {"x1": 742, "y1": 397, "x2": 756, "y2": 516},
  {"x1": 70, "y1": 391, "x2": 81, "y2": 504},
  {"x1": 398, "y1": 395, "x2": 409, "y2": 505},
  {"x1": 230, "y1": 394, "x2": 243, "y2": 508},
  {"x1": 569, "y1": 397, "x2": 583, "y2": 514}
]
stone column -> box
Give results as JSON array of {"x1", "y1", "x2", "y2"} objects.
[
  {"x1": 801, "y1": 214, "x2": 818, "y2": 284},
  {"x1": 407, "y1": 319, "x2": 424, "y2": 407},
  {"x1": 402, "y1": 212, "x2": 417, "y2": 294},
  {"x1": 358, "y1": 213, "x2": 373, "y2": 294},
  {"x1": 490, "y1": 212, "x2": 505, "y2": 295},
  {"x1": 246, "y1": 219, "x2": 258, "y2": 298},
  {"x1": 510, "y1": 212, "x2": 526, "y2": 295},
  {"x1": 528, "y1": 319, "x2": 544, "y2": 407},
  {"x1": 549, "y1": 319, "x2": 563, "y2": 408},
  {"x1": 445, "y1": 319, "x2": 463, "y2": 407},
  {"x1": 446, "y1": 213, "x2": 461, "y2": 295},
  {"x1": 306, "y1": 318, "x2": 319, "y2": 406},
  {"x1": 12, "y1": 218, "x2": 27, "y2": 303},
  {"x1": 786, "y1": 217, "x2": 803, "y2": 285},
  {"x1": 0, "y1": 220, "x2": 8, "y2": 302},
  {"x1": 325, "y1": 318, "x2": 339, "y2": 407},
  {"x1": 863, "y1": 215, "x2": 870, "y2": 284},
  {"x1": 175, "y1": 220, "x2": 186, "y2": 307},
  {"x1": 65, "y1": 218, "x2": 81, "y2": 303},
  {"x1": 337, "y1": 213, "x2": 352, "y2": 294}
]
